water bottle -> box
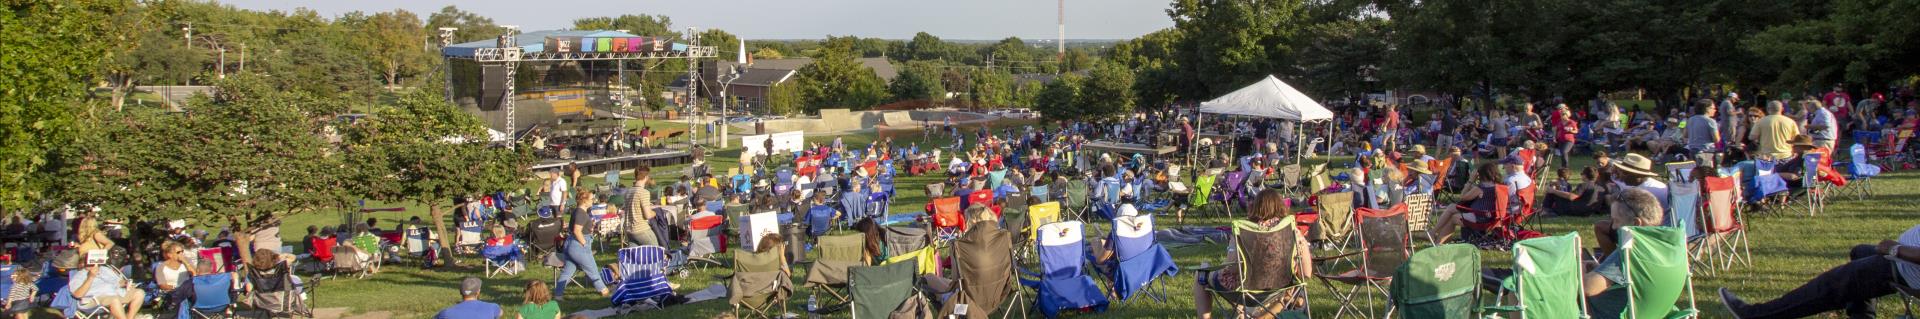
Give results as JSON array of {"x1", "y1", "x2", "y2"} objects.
[{"x1": 807, "y1": 295, "x2": 818, "y2": 315}]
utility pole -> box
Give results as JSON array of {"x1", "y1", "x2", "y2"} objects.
[
  {"x1": 217, "y1": 48, "x2": 226, "y2": 79},
  {"x1": 1057, "y1": 0, "x2": 1066, "y2": 73},
  {"x1": 239, "y1": 43, "x2": 246, "y2": 74},
  {"x1": 183, "y1": 22, "x2": 193, "y2": 85}
]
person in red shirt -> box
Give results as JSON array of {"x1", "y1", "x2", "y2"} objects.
[{"x1": 1550, "y1": 104, "x2": 1580, "y2": 168}]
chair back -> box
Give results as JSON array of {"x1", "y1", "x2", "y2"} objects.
[
  {"x1": 1030, "y1": 185, "x2": 1051, "y2": 199},
  {"x1": 841, "y1": 191, "x2": 870, "y2": 220},
  {"x1": 311, "y1": 237, "x2": 337, "y2": 261},
  {"x1": 1314, "y1": 191, "x2": 1356, "y2": 242},
  {"x1": 1849, "y1": 144, "x2": 1872, "y2": 176},
  {"x1": 882, "y1": 226, "x2": 929, "y2": 258},
  {"x1": 1702, "y1": 175, "x2": 1741, "y2": 234},
  {"x1": 1391, "y1": 244, "x2": 1481, "y2": 319},
  {"x1": 1356, "y1": 204, "x2": 1412, "y2": 275},
  {"x1": 1112, "y1": 215, "x2": 1156, "y2": 261},
  {"x1": 190, "y1": 273, "x2": 234, "y2": 311},
  {"x1": 849, "y1": 261, "x2": 919, "y2": 319},
  {"x1": 947, "y1": 226, "x2": 1015, "y2": 317},
  {"x1": 1308, "y1": 164, "x2": 1331, "y2": 192},
  {"x1": 612, "y1": 246, "x2": 673, "y2": 305},
  {"x1": 1065, "y1": 180, "x2": 1091, "y2": 208},
  {"x1": 805, "y1": 234, "x2": 868, "y2": 288},
  {"x1": 1802, "y1": 153, "x2": 1824, "y2": 188},
  {"x1": 1509, "y1": 233, "x2": 1586, "y2": 319},
  {"x1": 1280, "y1": 165, "x2": 1303, "y2": 189},
  {"x1": 1036, "y1": 221, "x2": 1086, "y2": 280},
  {"x1": 1619, "y1": 226, "x2": 1694, "y2": 319},
  {"x1": 988, "y1": 169, "x2": 1008, "y2": 189},
  {"x1": 198, "y1": 248, "x2": 230, "y2": 273},
  {"x1": 1404, "y1": 193, "x2": 1434, "y2": 233},
  {"x1": 1190, "y1": 174, "x2": 1218, "y2": 208},
  {"x1": 742, "y1": 212, "x2": 779, "y2": 252},
  {"x1": 932, "y1": 197, "x2": 966, "y2": 229},
  {"x1": 808, "y1": 205, "x2": 838, "y2": 237},
  {"x1": 1230, "y1": 216, "x2": 1299, "y2": 292}
]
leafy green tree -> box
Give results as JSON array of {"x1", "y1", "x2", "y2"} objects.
[
  {"x1": 794, "y1": 43, "x2": 891, "y2": 111},
  {"x1": 890, "y1": 60, "x2": 947, "y2": 102},
  {"x1": 752, "y1": 47, "x2": 785, "y2": 60},
  {"x1": 1296, "y1": 19, "x2": 1388, "y2": 98},
  {"x1": 1034, "y1": 74, "x2": 1085, "y2": 120},
  {"x1": 353, "y1": 9, "x2": 430, "y2": 90},
  {"x1": 1112, "y1": 29, "x2": 1187, "y2": 108},
  {"x1": 900, "y1": 32, "x2": 950, "y2": 62},
  {"x1": 340, "y1": 84, "x2": 533, "y2": 266},
  {"x1": 765, "y1": 82, "x2": 804, "y2": 116},
  {"x1": 426, "y1": 6, "x2": 508, "y2": 43},
  {"x1": 969, "y1": 69, "x2": 1014, "y2": 108},
  {"x1": 984, "y1": 37, "x2": 1035, "y2": 72},
  {"x1": 54, "y1": 76, "x2": 352, "y2": 264},
  {"x1": 1012, "y1": 80, "x2": 1045, "y2": 108},
  {"x1": 1745, "y1": 0, "x2": 1920, "y2": 88},
  {"x1": 1061, "y1": 49, "x2": 1095, "y2": 72},
  {"x1": 1, "y1": 0, "x2": 130, "y2": 210},
  {"x1": 1076, "y1": 61, "x2": 1136, "y2": 118},
  {"x1": 573, "y1": 14, "x2": 679, "y2": 38},
  {"x1": 107, "y1": 29, "x2": 210, "y2": 111},
  {"x1": 1164, "y1": 0, "x2": 1310, "y2": 99},
  {"x1": 697, "y1": 28, "x2": 742, "y2": 59}
]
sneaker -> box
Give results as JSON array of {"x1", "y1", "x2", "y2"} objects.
[{"x1": 1718, "y1": 287, "x2": 1747, "y2": 319}]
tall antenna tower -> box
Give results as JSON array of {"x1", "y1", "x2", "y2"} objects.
[{"x1": 1057, "y1": 0, "x2": 1065, "y2": 73}]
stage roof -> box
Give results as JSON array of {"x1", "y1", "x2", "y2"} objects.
[{"x1": 441, "y1": 30, "x2": 694, "y2": 60}]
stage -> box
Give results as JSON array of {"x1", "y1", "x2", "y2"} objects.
[
  {"x1": 530, "y1": 149, "x2": 692, "y2": 175},
  {"x1": 1083, "y1": 141, "x2": 1177, "y2": 156}
]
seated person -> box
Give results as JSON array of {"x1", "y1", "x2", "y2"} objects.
[
  {"x1": 1542, "y1": 167, "x2": 1609, "y2": 217},
  {"x1": 5, "y1": 260, "x2": 38, "y2": 319},
  {"x1": 435, "y1": 277, "x2": 501, "y2": 319},
  {"x1": 1404, "y1": 160, "x2": 1436, "y2": 196},
  {"x1": 1773, "y1": 135, "x2": 1824, "y2": 189},
  {"x1": 1430, "y1": 163, "x2": 1509, "y2": 243},
  {"x1": 1720, "y1": 224, "x2": 1920, "y2": 319},
  {"x1": 1192, "y1": 190, "x2": 1312, "y2": 319},
  {"x1": 1581, "y1": 188, "x2": 1666, "y2": 318},
  {"x1": 62, "y1": 250, "x2": 147, "y2": 319}
]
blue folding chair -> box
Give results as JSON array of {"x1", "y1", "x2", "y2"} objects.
[
  {"x1": 482, "y1": 239, "x2": 524, "y2": 278},
  {"x1": 1104, "y1": 215, "x2": 1178, "y2": 303},
  {"x1": 1666, "y1": 162, "x2": 1702, "y2": 239},
  {"x1": 1021, "y1": 221, "x2": 1110, "y2": 318},
  {"x1": 1031, "y1": 185, "x2": 1051, "y2": 201},
  {"x1": 1840, "y1": 143, "x2": 1880, "y2": 200},
  {"x1": 840, "y1": 190, "x2": 871, "y2": 222},
  {"x1": 0, "y1": 265, "x2": 13, "y2": 310},
  {"x1": 775, "y1": 170, "x2": 796, "y2": 196},
  {"x1": 808, "y1": 204, "x2": 839, "y2": 237},
  {"x1": 606, "y1": 246, "x2": 675, "y2": 307},
  {"x1": 185, "y1": 272, "x2": 235, "y2": 319}
]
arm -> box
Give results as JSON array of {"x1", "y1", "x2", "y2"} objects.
[
  {"x1": 1582, "y1": 272, "x2": 1611, "y2": 297},
  {"x1": 1877, "y1": 240, "x2": 1920, "y2": 264}
]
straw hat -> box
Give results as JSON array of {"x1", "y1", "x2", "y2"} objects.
[
  {"x1": 1788, "y1": 135, "x2": 1815, "y2": 149},
  {"x1": 1613, "y1": 153, "x2": 1658, "y2": 177},
  {"x1": 1410, "y1": 145, "x2": 1427, "y2": 154},
  {"x1": 1406, "y1": 160, "x2": 1432, "y2": 174}
]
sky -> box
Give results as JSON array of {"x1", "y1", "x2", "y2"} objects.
[{"x1": 211, "y1": 0, "x2": 1176, "y2": 40}]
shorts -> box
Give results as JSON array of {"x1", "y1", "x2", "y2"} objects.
[
  {"x1": 82, "y1": 289, "x2": 146, "y2": 308},
  {"x1": 4, "y1": 299, "x2": 32, "y2": 315}
]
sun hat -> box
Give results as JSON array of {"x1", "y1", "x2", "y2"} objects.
[
  {"x1": 1613, "y1": 153, "x2": 1658, "y2": 177},
  {"x1": 1406, "y1": 160, "x2": 1432, "y2": 174},
  {"x1": 1410, "y1": 145, "x2": 1427, "y2": 154},
  {"x1": 1788, "y1": 135, "x2": 1815, "y2": 149}
]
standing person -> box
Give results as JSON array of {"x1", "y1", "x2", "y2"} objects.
[
  {"x1": 1720, "y1": 93, "x2": 1742, "y2": 149},
  {"x1": 1382, "y1": 104, "x2": 1402, "y2": 150},
  {"x1": 436, "y1": 277, "x2": 502, "y2": 319},
  {"x1": 1685, "y1": 99, "x2": 1722, "y2": 165},
  {"x1": 1719, "y1": 224, "x2": 1920, "y2": 319},
  {"x1": 552, "y1": 191, "x2": 609, "y2": 299},
  {"x1": 516, "y1": 281, "x2": 562, "y2": 319},
  {"x1": 543, "y1": 171, "x2": 569, "y2": 213},
  {"x1": 624, "y1": 166, "x2": 659, "y2": 247},
  {"x1": 1749, "y1": 101, "x2": 1801, "y2": 161},
  {"x1": 1807, "y1": 99, "x2": 1838, "y2": 150},
  {"x1": 1550, "y1": 104, "x2": 1580, "y2": 168}
]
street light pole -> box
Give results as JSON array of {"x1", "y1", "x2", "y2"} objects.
[{"x1": 720, "y1": 66, "x2": 739, "y2": 148}]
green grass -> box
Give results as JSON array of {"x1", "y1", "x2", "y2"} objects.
[{"x1": 264, "y1": 129, "x2": 1914, "y2": 319}]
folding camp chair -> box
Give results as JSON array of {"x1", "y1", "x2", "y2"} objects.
[
  {"x1": 1699, "y1": 172, "x2": 1752, "y2": 270},
  {"x1": 1388, "y1": 243, "x2": 1481, "y2": 319},
  {"x1": 1021, "y1": 221, "x2": 1110, "y2": 318},
  {"x1": 808, "y1": 204, "x2": 839, "y2": 238},
  {"x1": 1313, "y1": 191, "x2": 1358, "y2": 249},
  {"x1": 930, "y1": 197, "x2": 966, "y2": 240},
  {"x1": 804, "y1": 234, "x2": 866, "y2": 309},
  {"x1": 1665, "y1": 161, "x2": 1701, "y2": 239},
  {"x1": 731, "y1": 247, "x2": 793, "y2": 319},
  {"x1": 1792, "y1": 153, "x2": 1828, "y2": 216},
  {"x1": 968, "y1": 189, "x2": 1000, "y2": 218},
  {"x1": 1430, "y1": 158, "x2": 1457, "y2": 201},
  {"x1": 1279, "y1": 164, "x2": 1304, "y2": 195},
  {"x1": 186, "y1": 273, "x2": 236, "y2": 319},
  {"x1": 1838, "y1": 143, "x2": 1880, "y2": 200},
  {"x1": 841, "y1": 190, "x2": 871, "y2": 222},
  {"x1": 52, "y1": 281, "x2": 106, "y2": 319},
  {"x1": 1197, "y1": 216, "x2": 1313, "y2": 319},
  {"x1": 1001, "y1": 193, "x2": 1032, "y2": 226},
  {"x1": 1615, "y1": 226, "x2": 1699, "y2": 319},
  {"x1": 1217, "y1": 171, "x2": 1253, "y2": 217},
  {"x1": 1064, "y1": 179, "x2": 1093, "y2": 220},
  {"x1": 1016, "y1": 202, "x2": 1064, "y2": 261},
  {"x1": 882, "y1": 226, "x2": 930, "y2": 260},
  {"x1": 1104, "y1": 215, "x2": 1178, "y2": 304},
  {"x1": 1484, "y1": 233, "x2": 1589, "y2": 319},
  {"x1": 849, "y1": 261, "x2": 929, "y2": 319},
  {"x1": 1316, "y1": 203, "x2": 1412, "y2": 319},
  {"x1": 1894, "y1": 283, "x2": 1920, "y2": 319},
  {"x1": 1188, "y1": 174, "x2": 1219, "y2": 218},
  {"x1": 942, "y1": 223, "x2": 1021, "y2": 319},
  {"x1": 1030, "y1": 185, "x2": 1051, "y2": 202},
  {"x1": 607, "y1": 246, "x2": 674, "y2": 308},
  {"x1": 481, "y1": 239, "x2": 523, "y2": 278},
  {"x1": 1404, "y1": 193, "x2": 1437, "y2": 245}
]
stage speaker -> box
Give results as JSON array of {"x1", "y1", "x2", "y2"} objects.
[{"x1": 478, "y1": 65, "x2": 509, "y2": 110}]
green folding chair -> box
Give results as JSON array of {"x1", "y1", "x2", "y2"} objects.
[
  {"x1": 1313, "y1": 191, "x2": 1357, "y2": 248},
  {"x1": 1484, "y1": 232, "x2": 1588, "y2": 319},
  {"x1": 1065, "y1": 179, "x2": 1092, "y2": 220},
  {"x1": 804, "y1": 234, "x2": 868, "y2": 309},
  {"x1": 1618, "y1": 226, "x2": 1698, "y2": 319},
  {"x1": 731, "y1": 248, "x2": 793, "y2": 319},
  {"x1": 849, "y1": 260, "x2": 928, "y2": 319},
  {"x1": 1193, "y1": 216, "x2": 1312, "y2": 319},
  {"x1": 1390, "y1": 243, "x2": 1482, "y2": 319},
  {"x1": 1190, "y1": 174, "x2": 1218, "y2": 217}
]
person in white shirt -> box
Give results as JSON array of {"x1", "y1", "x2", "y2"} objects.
[
  {"x1": 1721, "y1": 224, "x2": 1920, "y2": 318},
  {"x1": 1500, "y1": 156, "x2": 1533, "y2": 198},
  {"x1": 543, "y1": 171, "x2": 569, "y2": 210}
]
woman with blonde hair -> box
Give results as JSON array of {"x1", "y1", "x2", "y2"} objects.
[{"x1": 517, "y1": 281, "x2": 561, "y2": 319}]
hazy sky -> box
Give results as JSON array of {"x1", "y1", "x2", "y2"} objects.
[{"x1": 211, "y1": 0, "x2": 1175, "y2": 40}]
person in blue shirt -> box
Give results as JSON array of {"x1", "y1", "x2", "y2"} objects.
[{"x1": 436, "y1": 277, "x2": 501, "y2": 319}]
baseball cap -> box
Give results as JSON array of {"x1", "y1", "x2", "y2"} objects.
[{"x1": 460, "y1": 277, "x2": 484, "y2": 296}]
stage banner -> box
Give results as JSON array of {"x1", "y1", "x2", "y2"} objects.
[
  {"x1": 626, "y1": 37, "x2": 644, "y2": 52},
  {"x1": 651, "y1": 37, "x2": 665, "y2": 51},
  {"x1": 740, "y1": 131, "x2": 807, "y2": 158},
  {"x1": 611, "y1": 38, "x2": 628, "y2": 52},
  {"x1": 596, "y1": 37, "x2": 612, "y2": 52}
]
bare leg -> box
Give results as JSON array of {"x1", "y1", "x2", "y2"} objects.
[
  {"x1": 1431, "y1": 208, "x2": 1461, "y2": 244},
  {"x1": 1594, "y1": 220, "x2": 1617, "y2": 256},
  {"x1": 1194, "y1": 276, "x2": 1214, "y2": 319}
]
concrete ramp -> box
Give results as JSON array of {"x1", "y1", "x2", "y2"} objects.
[{"x1": 881, "y1": 111, "x2": 918, "y2": 127}]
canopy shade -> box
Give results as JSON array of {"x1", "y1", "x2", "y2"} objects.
[{"x1": 1197, "y1": 75, "x2": 1334, "y2": 121}]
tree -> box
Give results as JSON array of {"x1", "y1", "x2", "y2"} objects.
[
  {"x1": 900, "y1": 32, "x2": 950, "y2": 62},
  {"x1": 353, "y1": 9, "x2": 430, "y2": 90},
  {"x1": 890, "y1": 60, "x2": 946, "y2": 102},
  {"x1": 793, "y1": 43, "x2": 891, "y2": 111},
  {"x1": 340, "y1": 83, "x2": 533, "y2": 267},
  {"x1": 765, "y1": 82, "x2": 804, "y2": 116},
  {"x1": 572, "y1": 14, "x2": 678, "y2": 38},
  {"x1": 752, "y1": 47, "x2": 785, "y2": 60},
  {"x1": 697, "y1": 28, "x2": 742, "y2": 59},
  {"x1": 969, "y1": 69, "x2": 1014, "y2": 108},
  {"x1": 1296, "y1": 19, "x2": 1388, "y2": 98},
  {"x1": 54, "y1": 76, "x2": 352, "y2": 265},
  {"x1": 1112, "y1": 29, "x2": 1187, "y2": 107},
  {"x1": 1033, "y1": 74, "x2": 1085, "y2": 120},
  {"x1": 1061, "y1": 49, "x2": 1095, "y2": 72},
  {"x1": 1745, "y1": 0, "x2": 1920, "y2": 88},
  {"x1": 1012, "y1": 80, "x2": 1045, "y2": 108},
  {"x1": 1163, "y1": 0, "x2": 1311, "y2": 100},
  {"x1": 1, "y1": 0, "x2": 130, "y2": 211},
  {"x1": 426, "y1": 6, "x2": 508, "y2": 43},
  {"x1": 984, "y1": 37, "x2": 1036, "y2": 72},
  {"x1": 1076, "y1": 62, "x2": 1137, "y2": 118},
  {"x1": 107, "y1": 29, "x2": 209, "y2": 111}
]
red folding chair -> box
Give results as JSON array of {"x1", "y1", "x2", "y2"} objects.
[{"x1": 930, "y1": 197, "x2": 966, "y2": 240}]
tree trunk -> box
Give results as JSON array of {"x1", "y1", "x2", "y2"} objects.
[
  {"x1": 233, "y1": 223, "x2": 257, "y2": 267},
  {"x1": 111, "y1": 78, "x2": 132, "y2": 112},
  {"x1": 385, "y1": 65, "x2": 399, "y2": 92},
  {"x1": 428, "y1": 203, "x2": 457, "y2": 267}
]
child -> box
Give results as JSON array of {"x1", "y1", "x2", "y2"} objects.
[{"x1": 4, "y1": 263, "x2": 36, "y2": 319}]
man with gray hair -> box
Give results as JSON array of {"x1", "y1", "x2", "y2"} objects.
[
  {"x1": 1583, "y1": 188, "x2": 1666, "y2": 319},
  {"x1": 1749, "y1": 101, "x2": 1801, "y2": 161}
]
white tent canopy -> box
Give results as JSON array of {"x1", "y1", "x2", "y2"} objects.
[{"x1": 1197, "y1": 75, "x2": 1334, "y2": 121}]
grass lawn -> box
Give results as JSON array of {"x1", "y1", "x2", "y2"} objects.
[{"x1": 266, "y1": 125, "x2": 1914, "y2": 319}]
